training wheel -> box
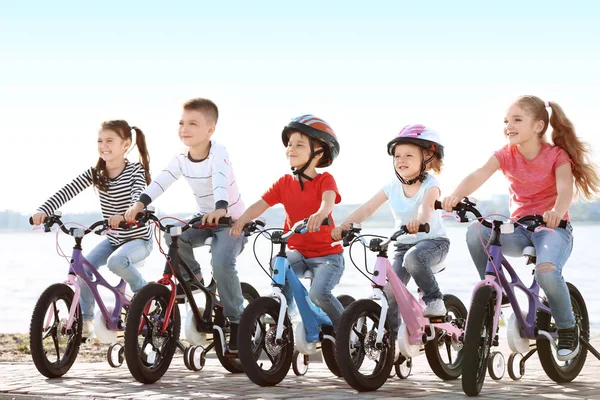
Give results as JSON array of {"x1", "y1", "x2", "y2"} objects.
[
  {"x1": 395, "y1": 357, "x2": 412, "y2": 379},
  {"x1": 508, "y1": 352, "x2": 525, "y2": 380},
  {"x1": 189, "y1": 346, "x2": 206, "y2": 371},
  {"x1": 292, "y1": 350, "x2": 309, "y2": 376},
  {"x1": 488, "y1": 351, "x2": 505, "y2": 380},
  {"x1": 183, "y1": 346, "x2": 194, "y2": 370},
  {"x1": 107, "y1": 343, "x2": 124, "y2": 368}
]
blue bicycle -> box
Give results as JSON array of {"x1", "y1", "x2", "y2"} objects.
[{"x1": 237, "y1": 218, "x2": 354, "y2": 386}]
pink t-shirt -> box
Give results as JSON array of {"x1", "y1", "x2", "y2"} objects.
[{"x1": 494, "y1": 143, "x2": 572, "y2": 220}]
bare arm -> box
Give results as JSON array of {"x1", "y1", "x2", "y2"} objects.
[
  {"x1": 406, "y1": 186, "x2": 440, "y2": 233},
  {"x1": 330, "y1": 190, "x2": 388, "y2": 241},
  {"x1": 230, "y1": 199, "x2": 270, "y2": 237},
  {"x1": 343, "y1": 189, "x2": 388, "y2": 227},
  {"x1": 442, "y1": 155, "x2": 499, "y2": 211},
  {"x1": 543, "y1": 163, "x2": 574, "y2": 228},
  {"x1": 307, "y1": 190, "x2": 338, "y2": 232},
  {"x1": 418, "y1": 186, "x2": 440, "y2": 223}
]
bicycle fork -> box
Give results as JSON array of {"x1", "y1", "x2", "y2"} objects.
[{"x1": 44, "y1": 274, "x2": 81, "y2": 333}]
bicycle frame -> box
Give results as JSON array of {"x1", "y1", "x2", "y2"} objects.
[
  {"x1": 369, "y1": 246, "x2": 462, "y2": 348},
  {"x1": 44, "y1": 227, "x2": 130, "y2": 333},
  {"x1": 471, "y1": 229, "x2": 553, "y2": 342},
  {"x1": 270, "y1": 255, "x2": 333, "y2": 343},
  {"x1": 135, "y1": 215, "x2": 230, "y2": 353}
]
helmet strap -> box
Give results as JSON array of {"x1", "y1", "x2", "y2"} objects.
[
  {"x1": 394, "y1": 150, "x2": 434, "y2": 185},
  {"x1": 291, "y1": 140, "x2": 324, "y2": 190}
]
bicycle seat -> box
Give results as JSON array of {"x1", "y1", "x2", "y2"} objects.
[
  {"x1": 430, "y1": 262, "x2": 446, "y2": 274},
  {"x1": 522, "y1": 246, "x2": 536, "y2": 265}
]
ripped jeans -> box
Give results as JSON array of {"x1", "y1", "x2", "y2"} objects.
[{"x1": 466, "y1": 222, "x2": 575, "y2": 329}]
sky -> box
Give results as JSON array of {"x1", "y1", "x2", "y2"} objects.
[{"x1": 1, "y1": 1, "x2": 600, "y2": 216}]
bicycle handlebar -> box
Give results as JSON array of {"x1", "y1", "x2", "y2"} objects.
[
  {"x1": 29, "y1": 215, "x2": 132, "y2": 236},
  {"x1": 133, "y1": 209, "x2": 233, "y2": 233},
  {"x1": 242, "y1": 217, "x2": 330, "y2": 242},
  {"x1": 340, "y1": 223, "x2": 430, "y2": 250},
  {"x1": 434, "y1": 198, "x2": 567, "y2": 231}
]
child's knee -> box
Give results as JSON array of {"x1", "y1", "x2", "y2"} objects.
[
  {"x1": 534, "y1": 262, "x2": 559, "y2": 288},
  {"x1": 107, "y1": 255, "x2": 129, "y2": 272},
  {"x1": 466, "y1": 223, "x2": 482, "y2": 245},
  {"x1": 536, "y1": 262, "x2": 556, "y2": 274},
  {"x1": 309, "y1": 289, "x2": 328, "y2": 307},
  {"x1": 403, "y1": 251, "x2": 427, "y2": 272}
]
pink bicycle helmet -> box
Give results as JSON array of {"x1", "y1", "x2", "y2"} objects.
[{"x1": 387, "y1": 124, "x2": 444, "y2": 184}]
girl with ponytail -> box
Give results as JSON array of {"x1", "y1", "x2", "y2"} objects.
[
  {"x1": 442, "y1": 95, "x2": 600, "y2": 362},
  {"x1": 31, "y1": 120, "x2": 154, "y2": 338}
]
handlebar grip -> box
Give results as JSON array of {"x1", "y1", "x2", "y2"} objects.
[
  {"x1": 399, "y1": 223, "x2": 430, "y2": 233},
  {"x1": 434, "y1": 200, "x2": 443, "y2": 210},
  {"x1": 28, "y1": 216, "x2": 50, "y2": 225},
  {"x1": 118, "y1": 221, "x2": 137, "y2": 229},
  {"x1": 321, "y1": 217, "x2": 330, "y2": 226},
  {"x1": 218, "y1": 216, "x2": 233, "y2": 226}
]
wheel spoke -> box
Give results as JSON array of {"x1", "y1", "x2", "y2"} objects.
[
  {"x1": 445, "y1": 340, "x2": 453, "y2": 363},
  {"x1": 52, "y1": 300, "x2": 60, "y2": 324},
  {"x1": 352, "y1": 323, "x2": 367, "y2": 341},
  {"x1": 52, "y1": 330, "x2": 61, "y2": 362}
]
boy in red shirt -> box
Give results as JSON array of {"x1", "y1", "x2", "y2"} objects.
[{"x1": 231, "y1": 114, "x2": 345, "y2": 327}]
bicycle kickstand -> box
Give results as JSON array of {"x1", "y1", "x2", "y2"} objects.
[{"x1": 581, "y1": 337, "x2": 600, "y2": 361}]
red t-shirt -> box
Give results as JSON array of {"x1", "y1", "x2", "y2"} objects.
[
  {"x1": 262, "y1": 173, "x2": 343, "y2": 258},
  {"x1": 494, "y1": 143, "x2": 572, "y2": 220}
]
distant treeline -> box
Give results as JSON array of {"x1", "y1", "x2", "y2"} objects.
[{"x1": 3, "y1": 198, "x2": 600, "y2": 230}]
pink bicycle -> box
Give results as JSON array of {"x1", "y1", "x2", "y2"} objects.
[{"x1": 335, "y1": 223, "x2": 466, "y2": 391}]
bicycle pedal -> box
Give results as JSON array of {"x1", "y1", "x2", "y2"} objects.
[
  {"x1": 428, "y1": 316, "x2": 446, "y2": 324},
  {"x1": 223, "y1": 350, "x2": 239, "y2": 359}
]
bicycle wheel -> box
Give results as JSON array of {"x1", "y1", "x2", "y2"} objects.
[
  {"x1": 214, "y1": 282, "x2": 261, "y2": 373},
  {"x1": 237, "y1": 297, "x2": 294, "y2": 386},
  {"x1": 124, "y1": 283, "x2": 180, "y2": 384},
  {"x1": 537, "y1": 282, "x2": 589, "y2": 383},
  {"x1": 320, "y1": 294, "x2": 357, "y2": 377},
  {"x1": 461, "y1": 286, "x2": 495, "y2": 397},
  {"x1": 425, "y1": 294, "x2": 467, "y2": 380},
  {"x1": 336, "y1": 299, "x2": 395, "y2": 392},
  {"x1": 30, "y1": 283, "x2": 82, "y2": 378}
]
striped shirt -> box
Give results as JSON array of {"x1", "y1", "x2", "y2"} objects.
[
  {"x1": 140, "y1": 141, "x2": 245, "y2": 219},
  {"x1": 37, "y1": 162, "x2": 152, "y2": 246}
]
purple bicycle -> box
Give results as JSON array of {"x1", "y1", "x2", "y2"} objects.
[
  {"x1": 439, "y1": 198, "x2": 597, "y2": 396},
  {"x1": 28, "y1": 213, "x2": 137, "y2": 378}
]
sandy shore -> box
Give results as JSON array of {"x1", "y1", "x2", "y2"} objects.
[{"x1": 0, "y1": 333, "x2": 113, "y2": 363}]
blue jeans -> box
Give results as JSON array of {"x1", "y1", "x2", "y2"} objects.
[
  {"x1": 466, "y1": 222, "x2": 575, "y2": 329},
  {"x1": 164, "y1": 217, "x2": 247, "y2": 324},
  {"x1": 281, "y1": 251, "x2": 345, "y2": 328},
  {"x1": 386, "y1": 238, "x2": 450, "y2": 333},
  {"x1": 81, "y1": 238, "x2": 152, "y2": 321}
]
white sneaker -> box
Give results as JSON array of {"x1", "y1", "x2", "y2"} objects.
[
  {"x1": 82, "y1": 320, "x2": 94, "y2": 339},
  {"x1": 423, "y1": 299, "x2": 447, "y2": 318}
]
